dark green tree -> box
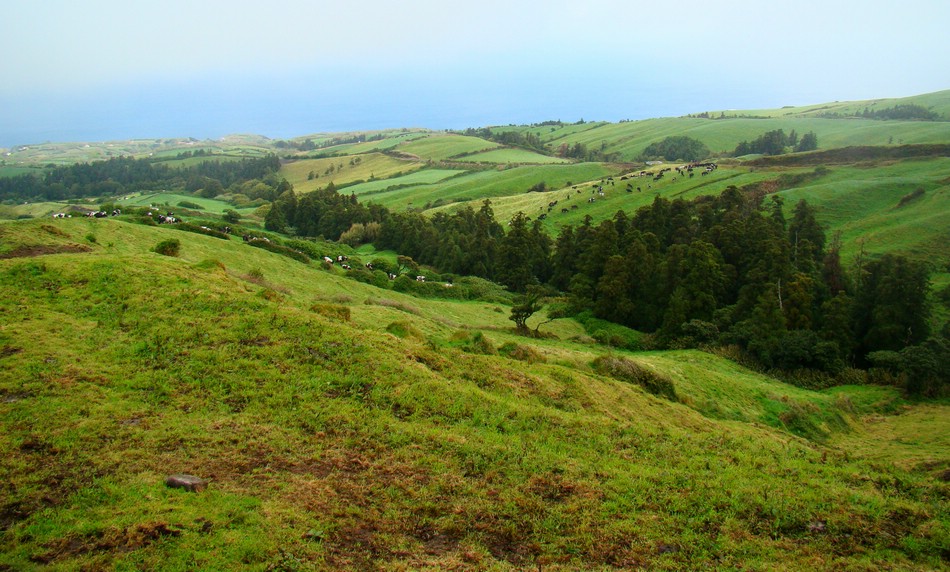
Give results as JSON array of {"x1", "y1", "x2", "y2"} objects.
[{"x1": 854, "y1": 254, "x2": 931, "y2": 359}]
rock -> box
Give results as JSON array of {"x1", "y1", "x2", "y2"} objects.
[{"x1": 165, "y1": 474, "x2": 207, "y2": 492}]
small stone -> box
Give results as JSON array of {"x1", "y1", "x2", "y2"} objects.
[{"x1": 165, "y1": 474, "x2": 207, "y2": 492}]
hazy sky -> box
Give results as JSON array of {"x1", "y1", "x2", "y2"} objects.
[{"x1": 2, "y1": 0, "x2": 948, "y2": 146}]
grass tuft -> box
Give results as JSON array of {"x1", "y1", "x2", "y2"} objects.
[{"x1": 592, "y1": 354, "x2": 678, "y2": 401}]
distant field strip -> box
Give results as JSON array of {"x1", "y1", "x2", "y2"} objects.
[
  {"x1": 453, "y1": 148, "x2": 569, "y2": 164},
  {"x1": 345, "y1": 169, "x2": 466, "y2": 196},
  {"x1": 280, "y1": 153, "x2": 423, "y2": 193},
  {"x1": 118, "y1": 193, "x2": 239, "y2": 214},
  {"x1": 396, "y1": 135, "x2": 498, "y2": 161}
]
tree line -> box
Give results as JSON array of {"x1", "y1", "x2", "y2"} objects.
[
  {"x1": 817, "y1": 103, "x2": 942, "y2": 121},
  {"x1": 734, "y1": 129, "x2": 818, "y2": 156},
  {"x1": 0, "y1": 155, "x2": 281, "y2": 203},
  {"x1": 274, "y1": 181, "x2": 943, "y2": 394}
]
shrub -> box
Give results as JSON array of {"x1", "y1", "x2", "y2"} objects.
[
  {"x1": 176, "y1": 222, "x2": 230, "y2": 240},
  {"x1": 896, "y1": 187, "x2": 925, "y2": 208},
  {"x1": 153, "y1": 238, "x2": 180, "y2": 257},
  {"x1": 364, "y1": 297, "x2": 421, "y2": 316},
  {"x1": 386, "y1": 321, "x2": 423, "y2": 339},
  {"x1": 309, "y1": 303, "x2": 351, "y2": 322},
  {"x1": 592, "y1": 355, "x2": 677, "y2": 401},
  {"x1": 246, "y1": 240, "x2": 310, "y2": 263},
  {"x1": 498, "y1": 342, "x2": 546, "y2": 364},
  {"x1": 449, "y1": 330, "x2": 496, "y2": 355}
]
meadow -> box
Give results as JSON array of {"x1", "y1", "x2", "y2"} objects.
[
  {"x1": 0, "y1": 217, "x2": 946, "y2": 570},
  {"x1": 355, "y1": 162, "x2": 621, "y2": 211},
  {"x1": 453, "y1": 148, "x2": 569, "y2": 164},
  {"x1": 279, "y1": 153, "x2": 425, "y2": 193}
]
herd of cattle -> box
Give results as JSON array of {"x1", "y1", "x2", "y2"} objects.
[
  {"x1": 48, "y1": 162, "x2": 719, "y2": 280},
  {"x1": 535, "y1": 162, "x2": 718, "y2": 220}
]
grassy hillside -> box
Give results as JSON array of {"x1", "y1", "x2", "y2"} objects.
[
  {"x1": 396, "y1": 134, "x2": 499, "y2": 161},
  {"x1": 454, "y1": 148, "x2": 569, "y2": 164},
  {"x1": 359, "y1": 163, "x2": 621, "y2": 211},
  {"x1": 280, "y1": 153, "x2": 425, "y2": 194},
  {"x1": 0, "y1": 218, "x2": 947, "y2": 570}
]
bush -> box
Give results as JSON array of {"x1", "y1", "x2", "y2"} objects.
[
  {"x1": 176, "y1": 222, "x2": 230, "y2": 240},
  {"x1": 498, "y1": 342, "x2": 546, "y2": 364},
  {"x1": 309, "y1": 303, "x2": 351, "y2": 322},
  {"x1": 246, "y1": 240, "x2": 310, "y2": 263},
  {"x1": 897, "y1": 187, "x2": 926, "y2": 208},
  {"x1": 153, "y1": 238, "x2": 180, "y2": 257},
  {"x1": 592, "y1": 355, "x2": 677, "y2": 401},
  {"x1": 386, "y1": 321, "x2": 423, "y2": 339},
  {"x1": 449, "y1": 330, "x2": 496, "y2": 355}
]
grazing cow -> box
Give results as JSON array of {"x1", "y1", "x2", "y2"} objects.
[
  {"x1": 365, "y1": 262, "x2": 374, "y2": 270},
  {"x1": 323, "y1": 256, "x2": 333, "y2": 264},
  {"x1": 561, "y1": 208, "x2": 569, "y2": 213},
  {"x1": 415, "y1": 275, "x2": 426, "y2": 282}
]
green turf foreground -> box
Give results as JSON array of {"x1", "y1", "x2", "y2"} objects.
[{"x1": 0, "y1": 218, "x2": 946, "y2": 570}]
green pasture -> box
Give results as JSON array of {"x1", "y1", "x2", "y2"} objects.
[
  {"x1": 435, "y1": 165, "x2": 775, "y2": 228},
  {"x1": 117, "y1": 193, "x2": 241, "y2": 215},
  {"x1": 454, "y1": 147, "x2": 569, "y2": 164},
  {"x1": 280, "y1": 153, "x2": 424, "y2": 194},
  {"x1": 711, "y1": 89, "x2": 950, "y2": 120},
  {"x1": 333, "y1": 133, "x2": 430, "y2": 155},
  {"x1": 395, "y1": 134, "x2": 499, "y2": 161},
  {"x1": 778, "y1": 158, "x2": 950, "y2": 264},
  {"x1": 0, "y1": 217, "x2": 946, "y2": 569},
  {"x1": 0, "y1": 165, "x2": 43, "y2": 178},
  {"x1": 361, "y1": 162, "x2": 620, "y2": 211},
  {"x1": 344, "y1": 169, "x2": 466, "y2": 196},
  {"x1": 541, "y1": 116, "x2": 950, "y2": 161},
  {"x1": 154, "y1": 154, "x2": 250, "y2": 169}
]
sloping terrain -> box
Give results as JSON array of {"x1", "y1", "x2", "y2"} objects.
[{"x1": 0, "y1": 218, "x2": 946, "y2": 570}]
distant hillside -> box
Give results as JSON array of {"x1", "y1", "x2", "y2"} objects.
[{"x1": 0, "y1": 217, "x2": 946, "y2": 570}]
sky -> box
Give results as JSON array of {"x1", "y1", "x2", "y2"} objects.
[{"x1": 2, "y1": 0, "x2": 949, "y2": 147}]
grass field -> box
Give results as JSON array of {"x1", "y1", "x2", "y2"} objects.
[
  {"x1": 521, "y1": 116, "x2": 950, "y2": 161},
  {"x1": 0, "y1": 217, "x2": 946, "y2": 570},
  {"x1": 396, "y1": 134, "x2": 499, "y2": 161},
  {"x1": 344, "y1": 169, "x2": 466, "y2": 196},
  {"x1": 116, "y1": 192, "x2": 248, "y2": 215},
  {"x1": 434, "y1": 165, "x2": 778, "y2": 227},
  {"x1": 280, "y1": 153, "x2": 425, "y2": 194},
  {"x1": 0, "y1": 165, "x2": 42, "y2": 178},
  {"x1": 359, "y1": 162, "x2": 621, "y2": 211},
  {"x1": 778, "y1": 157, "x2": 950, "y2": 263},
  {"x1": 454, "y1": 147, "x2": 569, "y2": 164}
]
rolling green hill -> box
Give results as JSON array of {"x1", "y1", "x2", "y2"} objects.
[{"x1": 0, "y1": 218, "x2": 946, "y2": 570}]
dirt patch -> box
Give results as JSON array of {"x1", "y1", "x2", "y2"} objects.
[
  {"x1": 0, "y1": 501, "x2": 33, "y2": 532},
  {"x1": 0, "y1": 244, "x2": 91, "y2": 259},
  {"x1": 30, "y1": 522, "x2": 181, "y2": 564},
  {"x1": 0, "y1": 345, "x2": 23, "y2": 359},
  {"x1": 413, "y1": 524, "x2": 461, "y2": 556}
]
